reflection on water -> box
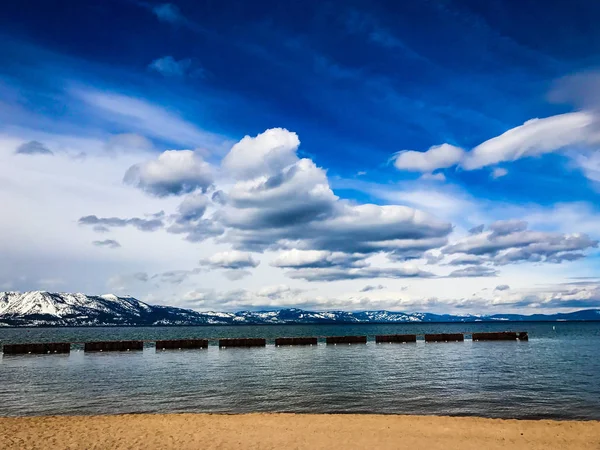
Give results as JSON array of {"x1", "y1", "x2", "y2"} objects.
[{"x1": 1, "y1": 322, "x2": 599, "y2": 419}]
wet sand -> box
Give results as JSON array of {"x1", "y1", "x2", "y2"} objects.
[{"x1": 1, "y1": 413, "x2": 599, "y2": 449}]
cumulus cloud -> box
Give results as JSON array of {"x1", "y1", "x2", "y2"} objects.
[
  {"x1": 495, "y1": 284, "x2": 510, "y2": 291},
  {"x1": 92, "y1": 239, "x2": 121, "y2": 249},
  {"x1": 394, "y1": 144, "x2": 464, "y2": 172},
  {"x1": 214, "y1": 129, "x2": 452, "y2": 258},
  {"x1": 200, "y1": 250, "x2": 260, "y2": 270},
  {"x1": 221, "y1": 128, "x2": 300, "y2": 180},
  {"x1": 79, "y1": 215, "x2": 163, "y2": 232},
  {"x1": 443, "y1": 220, "x2": 598, "y2": 265},
  {"x1": 15, "y1": 140, "x2": 53, "y2": 155},
  {"x1": 124, "y1": 150, "x2": 213, "y2": 197},
  {"x1": 489, "y1": 281, "x2": 600, "y2": 310},
  {"x1": 271, "y1": 249, "x2": 366, "y2": 269}
]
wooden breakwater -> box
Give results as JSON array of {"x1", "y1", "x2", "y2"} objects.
[
  {"x1": 2, "y1": 342, "x2": 71, "y2": 355},
  {"x1": 375, "y1": 334, "x2": 417, "y2": 343},
  {"x1": 156, "y1": 339, "x2": 209, "y2": 350},
  {"x1": 326, "y1": 336, "x2": 367, "y2": 345},
  {"x1": 275, "y1": 337, "x2": 318, "y2": 346},
  {"x1": 219, "y1": 338, "x2": 266, "y2": 348},
  {"x1": 424, "y1": 333, "x2": 465, "y2": 343},
  {"x1": 1, "y1": 331, "x2": 531, "y2": 355},
  {"x1": 84, "y1": 341, "x2": 144, "y2": 352}
]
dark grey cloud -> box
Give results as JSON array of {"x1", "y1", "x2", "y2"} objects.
[
  {"x1": 92, "y1": 239, "x2": 121, "y2": 249},
  {"x1": 15, "y1": 141, "x2": 53, "y2": 155},
  {"x1": 468, "y1": 224, "x2": 485, "y2": 234},
  {"x1": 79, "y1": 215, "x2": 163, "y2": 232},
  {"x1": 360, "y1": 284, "x2": 386, "y2": 292},
  {"x1": 495, "y1": 284, "x2": 510, "y2": 291},
  {"x1": 286, "y1": 266, "x2": 434, "y2": 282},
  {"x1": 489, "y1": 219, "x2": 528, "y2": 237},
  {"x1": 167, "y1": 219, "x2": 225, "y2": 242},
  {"x1": 448, "y1": 266, "x2": 498, "y2": 278}
]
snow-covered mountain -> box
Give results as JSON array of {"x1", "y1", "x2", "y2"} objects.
[{"x1": 1, "y1": 291, "x2": 599, "y2": 326}]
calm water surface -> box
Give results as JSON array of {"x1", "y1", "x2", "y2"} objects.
[{"x1": 1, "y1": 322, "x2": 599, "y2": 419}]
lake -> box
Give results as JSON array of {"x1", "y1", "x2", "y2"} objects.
[{"x1": 1, "y1": 321, "x2": 599, "y2": 419}]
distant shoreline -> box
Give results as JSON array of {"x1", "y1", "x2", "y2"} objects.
[
  {"x1": 2, "y1": 319, "x2": 600, "y2": 328},
  {"x1": 1, "y1": 413, "x2": 599, "y2": 449}
]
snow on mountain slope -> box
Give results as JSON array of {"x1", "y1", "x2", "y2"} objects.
[{"x1": 1, "y1": 291, "x2": 599, "y2": 326}]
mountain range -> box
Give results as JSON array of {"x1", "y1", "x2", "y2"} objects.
[{"x1": 1, "y1": 291, "x2": 599, "y2": 327}]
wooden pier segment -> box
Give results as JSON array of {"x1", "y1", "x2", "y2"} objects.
[
  {"x1": 84, "y1": 341, "x2": 144, "y2": 352},
  {"x1": 472, "y1": 332, "x2": 517, "y2": 341},
  {"x1": 424, "y1": 333, "x2": 464, "y2": 343},
  {"x1": 275, "y1": 337, "x2": 318, "y2": 346},
  {"x1": 2, "y1": 343, "x2": 71, "y2": 355},
  {"x1": 219, "y1": 338, "x2": 266, "y2": 348},
  {"x1": 155, "y1": 339, "x2": 209, "y2": 350},
  {"x1": 375, "y1": 334, "x2": 417, "y2": 343},
  {"x1": 325, "y1": 336, "x2": 367, "y2": 345}
]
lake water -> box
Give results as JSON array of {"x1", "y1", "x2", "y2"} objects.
[{"x1": 1, "y1": 322, "x2": 599, "y2": 419}]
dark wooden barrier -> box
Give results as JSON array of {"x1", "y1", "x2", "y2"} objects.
[
  {"x1": 375, "y1": 334, "x2": 417, "y2": 344},
  {"x1": 424, "y1": 333, "x2": 464, "y2": 343},
  {"x1": 517, "y1": 332, "x2": 529, "y2": 341},
  {"x1": 275, "y1": 337, "x2": 318, "y2": 346},
  {"x1": 326, "y1": 336, "x2": 367, "y2": 345},
  {"x1": 472, "y1": 332, "x2": 518, "y2": 341},
  {"x1": 155, "y1": 339, "x2": 209, "y2": 350},
  {"x1": 2, "y1": 342, "x2": 71, "y2": 355},
  {"x1": 219, "y1": 338, "x2": 266, "y2": 348},
  {"x1": 84, "y1": 341, "x2": 144, "y2": 352}
]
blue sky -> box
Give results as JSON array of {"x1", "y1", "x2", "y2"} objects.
[{"x1": 1, "y1": 0, "x2": 600, "y2": 312}]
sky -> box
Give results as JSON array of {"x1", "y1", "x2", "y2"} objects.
[{"x1": 2, "y1": 0, "x2": 600, "y2": 314}]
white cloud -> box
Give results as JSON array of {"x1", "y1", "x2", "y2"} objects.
[
  {"x1": 221, "y1": 127, "x2": 300, "y2": 180},
  {"x1": 394, "y1": 143, "x2": 464, "y2": 172},
  {"x1": 271, "y1": 249, "x2": 366, "y2": 269},
  {"x1": 202, "y1": 250, "x2": 260, "y2": 270},
  {"x1": 491, "y1": 168, "x2": 508, "y2": 179},
  {"x1": 392, "y1": 111, "x2": 600, "y2": 179},
  {"x1": 124, "y1": 150, "x2": 213, "y2": 197},
  {"x1": 463, "y1": 112, "x2": 599, "y2": 170}
]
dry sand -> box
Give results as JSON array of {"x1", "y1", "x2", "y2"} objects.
[{"x1": 1, "y1": 413, "x2": 599, "y2": 450}]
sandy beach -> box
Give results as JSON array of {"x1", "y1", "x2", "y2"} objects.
[{"x1": 1, "y1": 413, "x2": 599, "y2": 449}]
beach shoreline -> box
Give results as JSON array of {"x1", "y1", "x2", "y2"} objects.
[{"x1": 1, "y1": 413, "x2": 599, "y2": 449}]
